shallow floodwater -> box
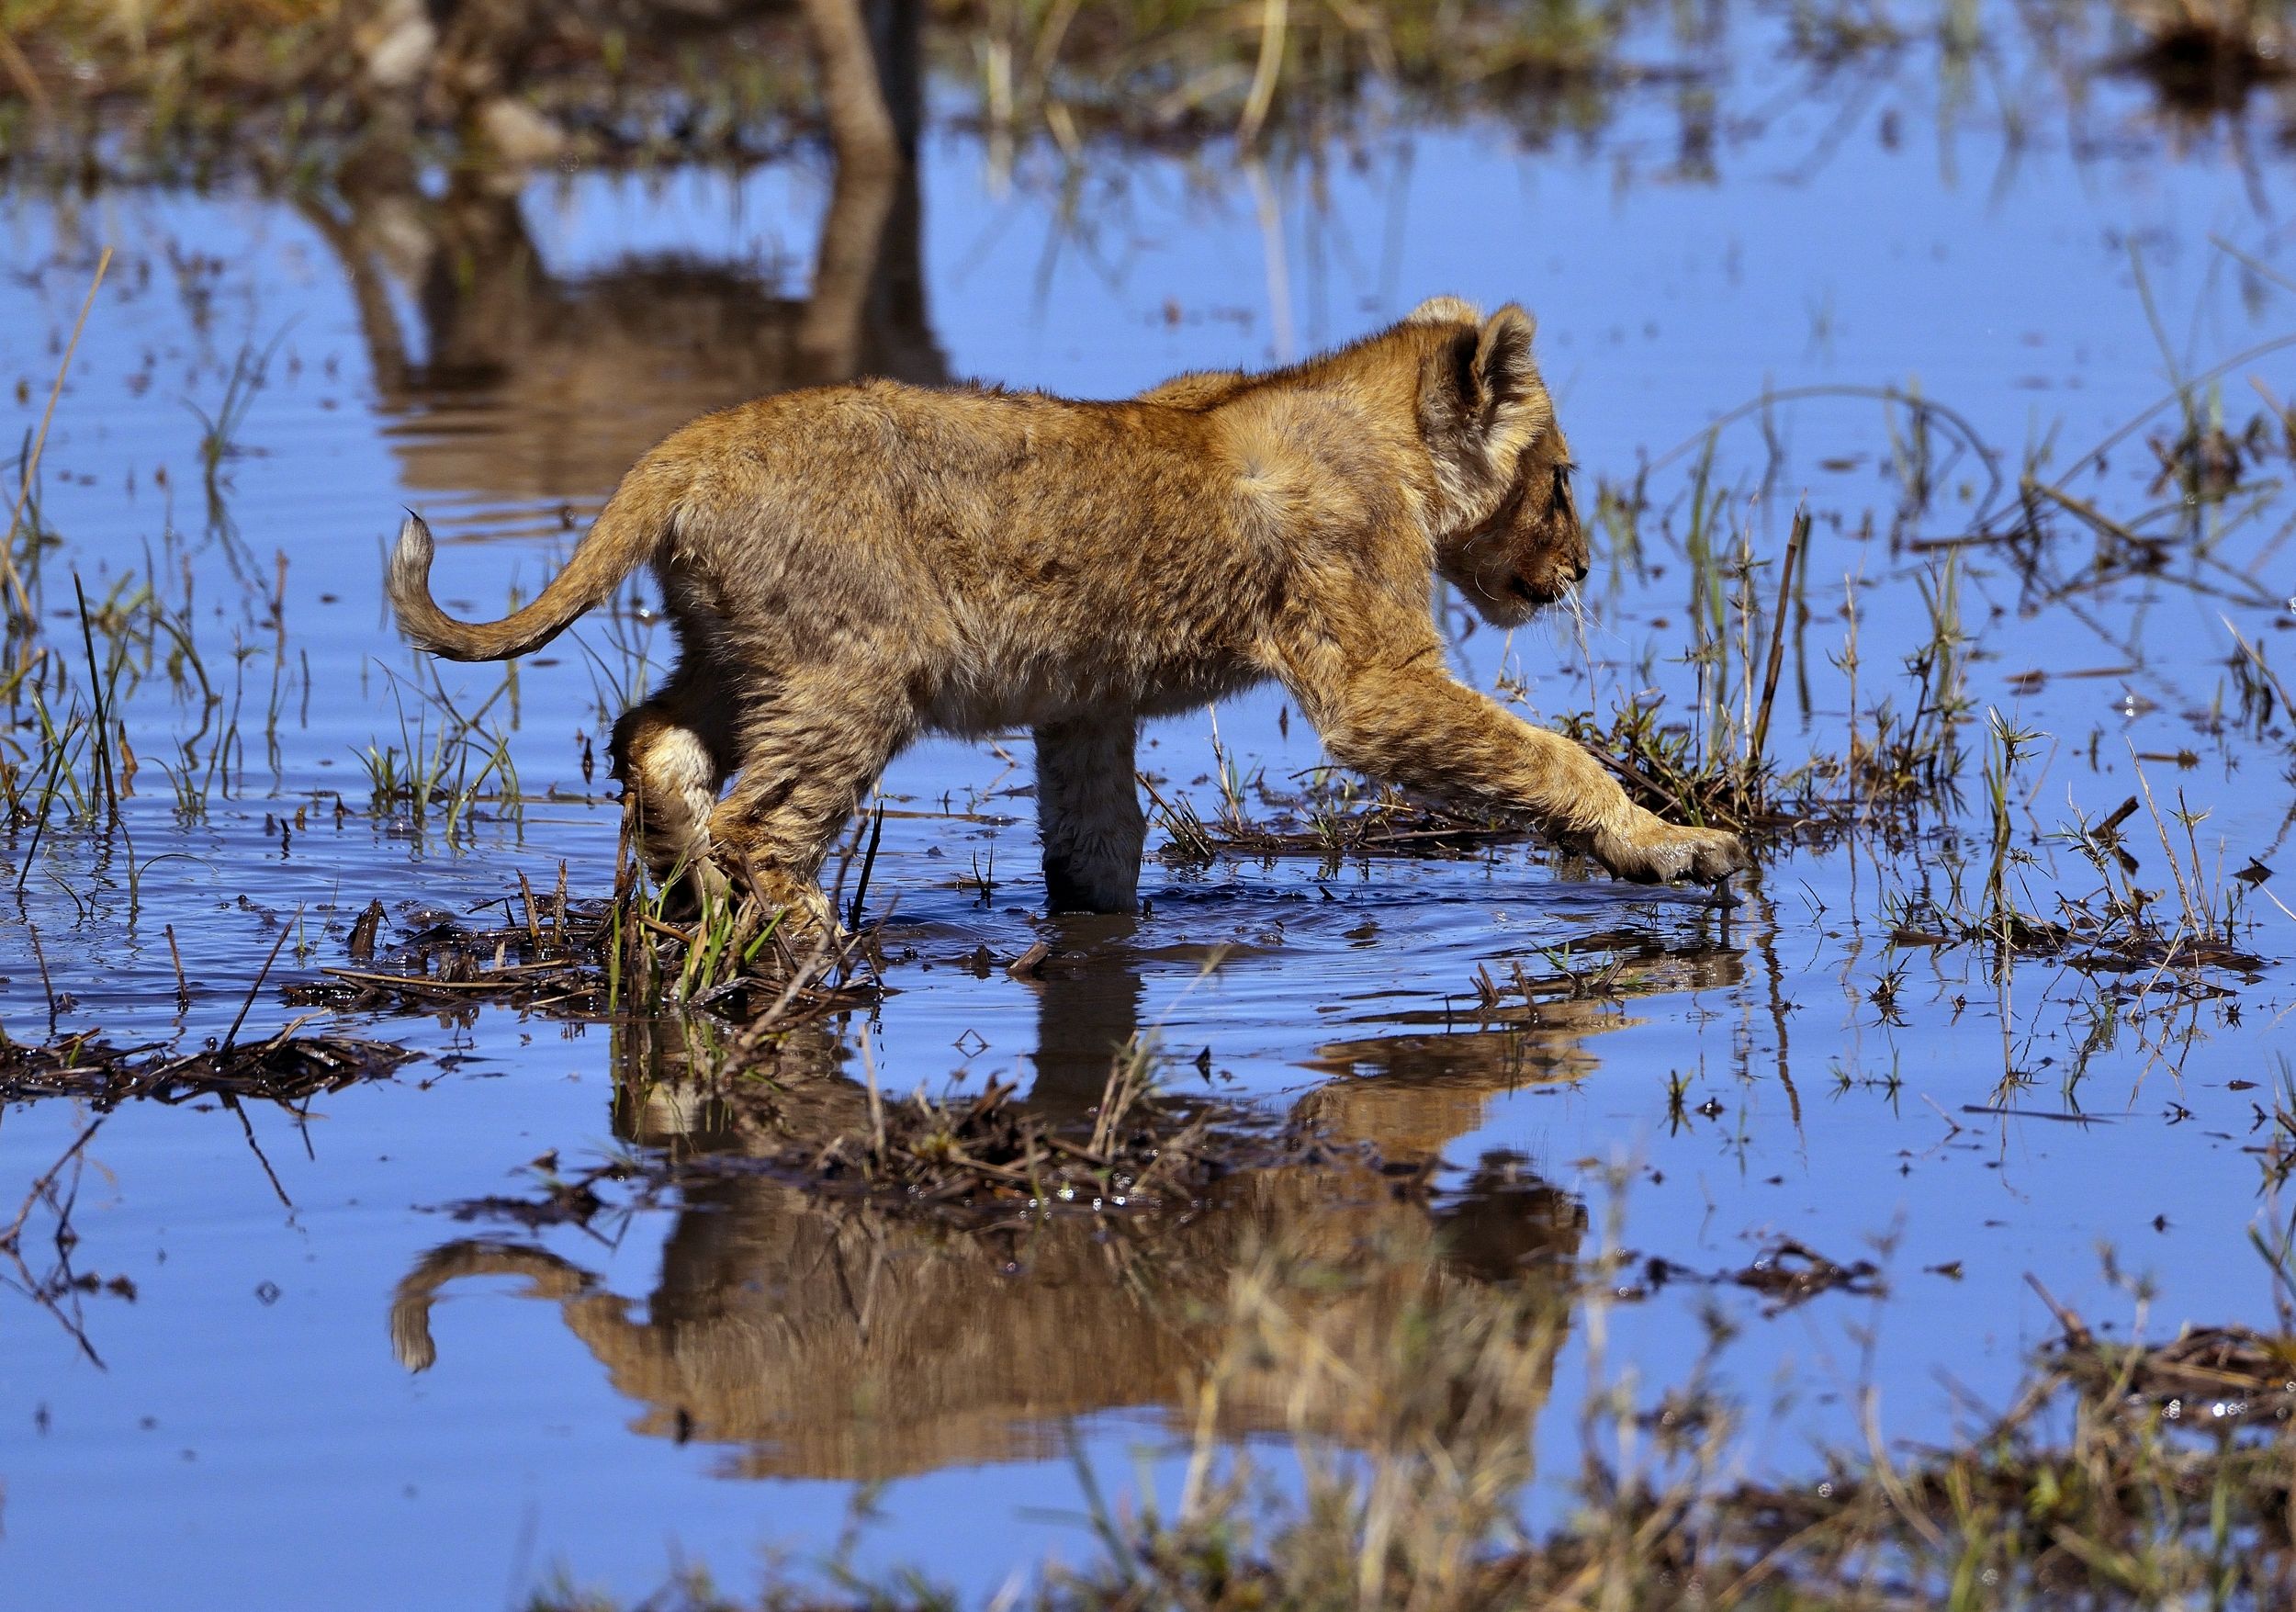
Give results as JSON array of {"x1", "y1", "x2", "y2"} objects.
[{"x1": 6, "y1": 5, "x2": 2296, "y2": 1604}]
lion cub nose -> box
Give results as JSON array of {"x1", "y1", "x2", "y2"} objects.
[{"x1": 1571, "y1": 557, "x2": 1591, "y2": 583}]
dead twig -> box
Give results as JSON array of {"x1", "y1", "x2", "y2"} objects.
[{"x1": 1, "y1": 1117, "x2": 104, "y2": 1252}]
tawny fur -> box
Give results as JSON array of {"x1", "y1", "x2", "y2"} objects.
[{"x1": 387, "y1": 298, "x2": 1748, "y2": 925}]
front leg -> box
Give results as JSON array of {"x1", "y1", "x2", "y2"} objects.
[
  {"x1": 1277, "y1": 632, "x2": 1746, "y2": 885},
  {"x1": 1035, "y1": 714, "x2": 1146, "y2": 913}
]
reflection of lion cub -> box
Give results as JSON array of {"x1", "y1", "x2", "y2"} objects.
[{"x1": 388, "y1": 296, "x2": 1746, "y2": 923}]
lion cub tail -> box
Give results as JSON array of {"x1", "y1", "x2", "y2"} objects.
[{"x1": 388, "y1": 472, "x2": 677, "y2": 662}]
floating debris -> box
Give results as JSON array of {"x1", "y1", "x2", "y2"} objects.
[
  {"x1": 443, "y1": 1170, "x2": 628, "y2": 1231},
  {"x1": 1617, "y1": 1234, "x2": 1887, "y2": 1314}
]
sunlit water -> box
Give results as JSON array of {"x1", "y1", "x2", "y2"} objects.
[{"x1": 6, "y1": 6, "x2": 2296, "y2": 1604}]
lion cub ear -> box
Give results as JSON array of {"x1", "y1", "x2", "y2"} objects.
[
  {"x1": 1469, "y1": 304, "x2": 1538, "y2": 415},
  {"x1": 1423, "y1": 302, "x2": 1540, "y2": 443}
]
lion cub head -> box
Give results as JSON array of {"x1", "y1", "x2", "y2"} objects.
[
  {"x1": 1143, "y1": 298, "x2": 1588, "y2": 626},
  {"x1": 1405, "y1": 297, "x2": 1588, "y2": 627}
]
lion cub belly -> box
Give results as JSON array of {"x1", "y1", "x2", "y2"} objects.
[{"x1": 918, "y1": 623, "x2": 1259, "y2": 736}]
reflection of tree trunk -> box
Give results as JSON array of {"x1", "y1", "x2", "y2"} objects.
[
  {"x1": 310, "y1": 0, "x2": 944, "y2": 434},
  {"x1": 297, "y1": 175, "x2": 544, "y2": 403},
  {"x1": 795, "y1": 156, "x2": 900, "y2": 382},
  {"x1": 297, "y1": 142, "x2": 942, "y2": 504},
  {"x1": 864, "y1": 0, "x2": 924, "y2": 155},
  {"x1": 798, "y1": 0, "x2": 903, "y2": 174},
  {"x1": 292, "y1": 190, "x2": 416, "y2": 397},
  {"x1": 851, "y1": 156, "x2": 940, "y2": 383},
  {"x1": 417, "y1": 181, "x2": 544, "y2": 389},
  {"x1": 345, "y1": 0, "x2": 924, "y2": 172}
]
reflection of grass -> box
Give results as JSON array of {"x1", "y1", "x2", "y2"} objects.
[
  {"x1": 6, "y1": 0, "x2": 1631, "y2": 162},
  {"x1": 12, "y1": 0, "x2": 2296, "y2": 175},
  {"x1": 955, "y1": 0, "x2": 1626, "y2": 142},
  {"x1": 185, "y1": 329, "x2": 281, "y2": 501},
  {"x1": 527, "y1": 1208, "x2": 2296, "y2": 1610}
]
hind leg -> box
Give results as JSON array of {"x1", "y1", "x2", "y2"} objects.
[
  {"x1": 704, "y1": 669, "x2": 917, "y2": 938},
  {"x1": 609, "y1": 659, "x2": 738, "y2": 898},
  {"x1": 1035, "y1": 714, "x2": 1145, "y2": 914}
]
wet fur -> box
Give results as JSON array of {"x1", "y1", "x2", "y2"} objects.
[{"x1": 387, "y1": 297, "x2": 1747, "y2": 925}]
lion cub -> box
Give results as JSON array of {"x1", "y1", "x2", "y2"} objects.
[{"x1": 388, "y1": 296, "x2": 1747, "y2": 925}]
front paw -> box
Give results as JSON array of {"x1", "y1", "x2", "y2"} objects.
[{"x1": 1590, "y1": 816, "x2": 1749, "y2": 885}]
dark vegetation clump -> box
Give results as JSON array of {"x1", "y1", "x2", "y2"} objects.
[
  {"x1": 2149, "y1": 412, "x2": 2284, "y2": 501},
  {"x1": 444, "y1": 1167, "x2": 625, "y2": 1231},
  {"x1": 0, "y1": 1024, "x2": 411, "y2": 1109},
  {"x1": 784, "y1": 1068, "x2": 1237, "y2": 1222},
  {"x1": 2116, "y1": 0, "x2": 2292, "y2": 117},
  {"x1": 1559, "y1": 695, "x2": 1850, "y2": 836},
  {"x1": 447, "y1": 1049, "x2": 1427, "y2": 1234},
  {"x1": 2041, "y1": 1313, "x2": 2296, "y2": 1426},
  {"x1": 1153, "y1": 774, "x2": 1539, "y2": 868},
  {"x1": 290, "y1": 890, "x2": 617, "y2": 1017},
  {"x1": 285, "y1": 880, "x2": 878, "y2": 1027}
]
